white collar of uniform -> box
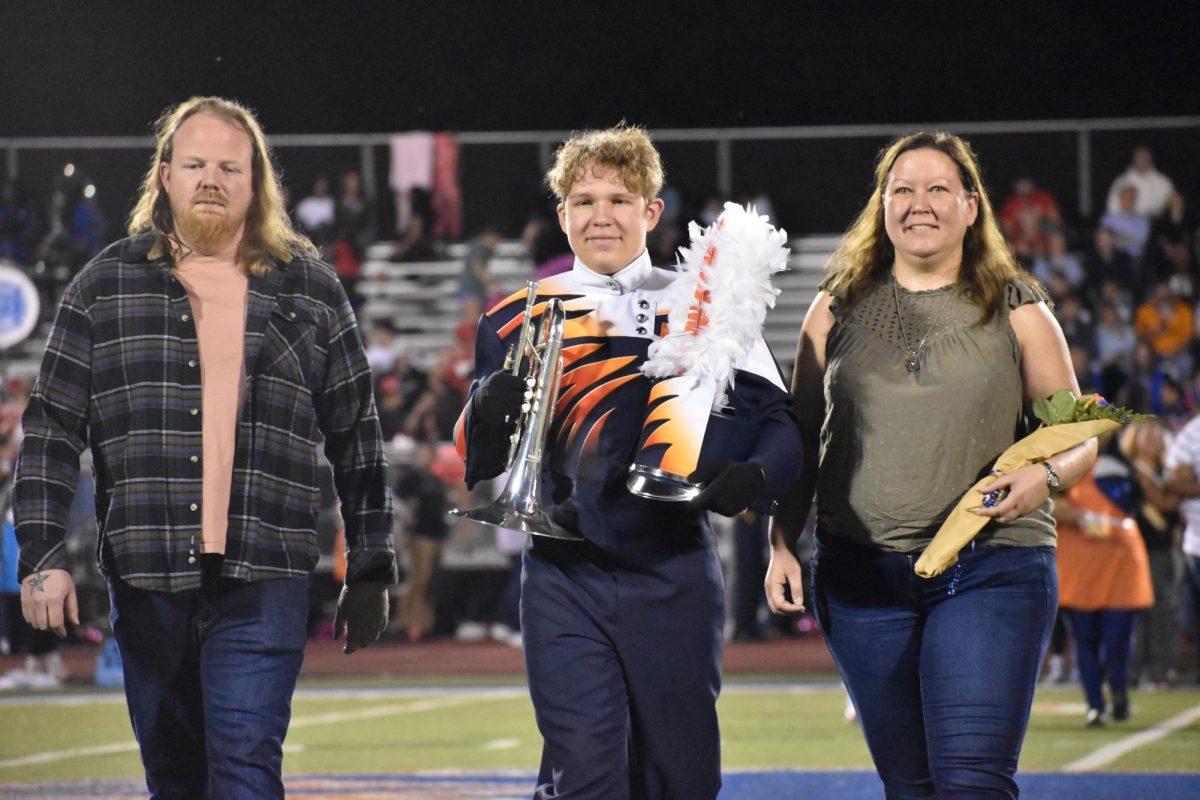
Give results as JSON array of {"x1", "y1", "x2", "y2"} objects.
[{"x1": 571, "y1": 251, "x2": 653, "y2": 295}]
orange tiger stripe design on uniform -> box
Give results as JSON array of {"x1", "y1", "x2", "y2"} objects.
[{"x1": 637, "y1": 380, "x2": 704, "y2": 476}]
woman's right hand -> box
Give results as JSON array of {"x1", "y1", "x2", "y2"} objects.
[{"x1": 765, "y1": 541, "x2": 806, "y2": 615}]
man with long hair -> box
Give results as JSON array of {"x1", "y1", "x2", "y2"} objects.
[{"x1": 15, "y1": 97, "x2": 396, "y2": 798}]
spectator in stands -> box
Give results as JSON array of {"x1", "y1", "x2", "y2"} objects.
[
  {"x1": 0, "y1": 182, "x2": 37, "y2": 265},
  {"x1": 1055, "y1": 294, "x2": 1094, "y2": 352},
  {"x1": 1106, "y1": 146, "x2": 1175, "y2": 218},
  {"x1": 1031, "y1": 230, "x2": 1085, "y2": 290},
  {"x1": 1083, "y1": 225, "x2": 1138, "y2": 304},
  {"x1": 999, "y1": 177, "x2": 1062, "y2": 265},
  {"x1": 406, "y1": 352, "x2": 464, "y2": 443},
  {"x1": 332, "y1": 170, "x2": 373, "y2": 313},
  {"x1": 293, "y1": 175, "x2": 336, "y2": 250},
  {"x1": 1163, "y1": 414, "x2": 1200, "y2": 684},
  {"x1": 1154, "y1": 373, "x2": 1193, "y2": 433},
  {"x1": 13, "y1": 97, "x2": 395, "y2": 798},
  {"x1": 374, "y1": 350, "x2": 428, "y2": 441},
  {"x1": 364, "y1": 320, "x2": 402, "y2": 376},
  {"x1": 1101, "y1": 184, "x2": 1152, "y2": 266},
  {"x1": 1133, "y1": 280, "x2": 1194, "y2": 376},
  {"x1": 769, "y1": 132, "x2": 1089, "y2": 797},
  {"x1": 1119, "y1": 419, "x2": 1183, "y2": 689},
  {"x1": 1094, "y1": 301, "x2": 1138, "y2": 374},
  {"x1": 375, "y1": 374, "x2": 409, "y2": 442},
  {"x1": 1054, "y1": 434, "x2": 1155, "y2": 726},
  {"x1": 394, "y1": 441, "x2": 448, "y2": 641},
  {"x1": 521, "y1": 205, "x2": 573, "y2": 279},
  {"x1": 36, "y1": 184, "x2": 105, "y2": 273},
  {"x1": 457, "y1": 225, "x2": 501, "y2": 324},
  {"x1": 732, "y1": 510, "x2": 770, "y2": 641},
  {"x1": 1143, "y1": 191, "x2": 1199, "y2": 300},
  {"x1": 1126, "y1": 341, "x2": 1168, "y2": 417},
  {"x1": 1069, "y1": 342, "x2": 1102, "y2": 395},
  {"x1": 391, "y1": 186, "x2": 435, "y2": 262}
]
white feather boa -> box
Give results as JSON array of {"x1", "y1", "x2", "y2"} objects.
[{"x1": 642, "y1": 202, "x2": 790, "y2": 408}]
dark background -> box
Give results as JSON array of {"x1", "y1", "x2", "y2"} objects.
[{"x1": 2, "y1": 2, "x2": 1197, "y2": 237}]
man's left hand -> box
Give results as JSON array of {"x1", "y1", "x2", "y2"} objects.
[
  {"x1": 333, "y1": 582, "x2": 390, "y2": 654},
  {"x1": 688, "y1": 460, "x2": 766, "y2": 517}
]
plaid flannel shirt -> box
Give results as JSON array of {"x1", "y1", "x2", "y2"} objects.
[{"x1": 15, "y1": 233, "x2": 397, "y2": 591}]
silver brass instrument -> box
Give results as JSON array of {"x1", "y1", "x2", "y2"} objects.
[{"x1": 450, "y1": 283, "x2": 582, "y2": 540}]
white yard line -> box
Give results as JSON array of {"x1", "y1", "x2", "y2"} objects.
[
  {"x1": 1062, "y1": 703, "x2": 1200, "y2": 772},
  {"x1": 0, "y1": 692, "x2": 513, "y2": 770},
  {"x1": 0, "y1": 741, "x2": 138, "y2": 769},
  {"x1": 288, "y1": 693, "x2": 511, "y2": 728}
]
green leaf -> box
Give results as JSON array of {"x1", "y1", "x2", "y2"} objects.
[{"x1": 1031, "y1": 389, "x2": 1152, "y2": 427}]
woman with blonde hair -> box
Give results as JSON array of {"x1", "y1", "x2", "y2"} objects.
[{"x1": 767, "y1": 132, "x2": 1097, "y2": 798}]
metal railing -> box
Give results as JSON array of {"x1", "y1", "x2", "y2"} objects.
[{"x1": 5, "y1": 115, "x2": 1200, "y2": 228}]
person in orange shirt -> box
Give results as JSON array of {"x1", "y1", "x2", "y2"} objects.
[
  {"x1": 1054, "y1": 436, "x2": 1155, "y2": 726},
  {"x1": 1133, "y1": 281, "x2": 1194, "y2": 369}
]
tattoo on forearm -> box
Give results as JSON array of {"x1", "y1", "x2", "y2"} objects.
[{"x1": 28, "y1": 572, "x2": 48, "y2": 593}]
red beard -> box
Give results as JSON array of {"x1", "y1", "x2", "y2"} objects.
[{"x1": 176, "y1": 193, "x2": 242, "y2": 253}]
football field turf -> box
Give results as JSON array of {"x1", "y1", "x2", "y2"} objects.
[{"x1": 2, "y1": 682, "x2": 1198, "y2": 798}]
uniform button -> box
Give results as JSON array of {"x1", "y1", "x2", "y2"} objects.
[
  {"x1": 190, "y1": 408, "x2": 199, "y2": 415},
  {"x1": 188, "y1": 359, "x2": 197, "y2": 368},
  {"x1": 181, "y1": 314, "x2": 189, "y2": 322},
  {"x1": 636, "y1": 313, "x2": 647, "y2": 323},
  {"x1": 638, "y1": 299, "x2": 650, "y2": 309},
  {"x1": 607, "y1": 281, "x2": 618, "y2": 289},
  {"x1": 190, "y1": 455, "x2": 199, "y2": 463},
  {"x1": 636, "y1": 326, "x2": 647, "y2": 335},
  {"x1": 190, "y1": 503, "x2": 198, "y2": 511},
  {"x1": 288, "y1": 311, "x2": 297, "y2": 320}
]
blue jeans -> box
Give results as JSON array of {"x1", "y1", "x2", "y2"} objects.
[
  {"x1": 812, "y1": 533, "x2": 1057, "y2": 800},
  {"x1": 109, "y1": 558, "x2": 308, "y2": 800},
  {"x1": 1061, "y1": 609, "x2": 1135, "y2": 712}
]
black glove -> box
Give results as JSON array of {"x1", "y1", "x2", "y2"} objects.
[
  {"x1": 333, "y1": 582, "x2": 390, "y2": 654},
  {"x1": 471, "y1": 371, "x2": 526, "y2": 426},
  {"x1": 688, "y1": 459, "x2": 766, "y2": 517}
]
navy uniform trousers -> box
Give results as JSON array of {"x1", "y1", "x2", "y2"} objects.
[{"x1": 521, "y1": 535, "x2": 724, "y2": 800}]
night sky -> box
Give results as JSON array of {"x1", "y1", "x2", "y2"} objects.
[
  {"x1": 3, "y1": 3, "x2": 1196, "y2": 136},
  {"x1": 2, "y1": 3, "x2": 1198, "y2": 238}
]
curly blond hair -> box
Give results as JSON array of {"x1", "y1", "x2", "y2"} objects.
[
  {"x1": 824, "y1": 131, "x2": 1043, "y2": 322},
  {"x1": 545, "y1": 124, "x2": 664, "y2": 203},
  {"x1": 128, "y1": 96, "x2": 313, "y2": 276}
]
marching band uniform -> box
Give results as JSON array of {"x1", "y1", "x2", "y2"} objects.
[{"x1": 456, "y1": 251, "x2": 801, "y2": 798}]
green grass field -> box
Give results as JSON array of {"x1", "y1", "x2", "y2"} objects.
[{"x1": 2, "y1": 683, "x2": 1198, "y2": 784}]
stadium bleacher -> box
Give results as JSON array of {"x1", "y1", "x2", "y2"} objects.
[{"x1": 355, "y1": 235, "x2": 835, "y2": 369}]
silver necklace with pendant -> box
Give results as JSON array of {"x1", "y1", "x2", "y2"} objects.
[{"x1": 891, "y1": 275, "x2": 955, "y2": 373}]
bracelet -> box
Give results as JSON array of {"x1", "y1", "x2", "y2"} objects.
[{"x1": 1042, "y1": 461, "x2": 1061, "y2": 491}]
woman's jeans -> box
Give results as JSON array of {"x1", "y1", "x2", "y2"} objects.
[
  {"x1": 108, "y1": 558, "x2": 308, "y2": 800},
  {"x1": 812, "y1": 533, "x2": 1057, "y2": 800}
]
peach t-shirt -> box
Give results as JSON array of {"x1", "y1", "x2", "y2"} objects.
[{"x1": 174, "y1": 257, "x2": 248, "y2": 555}]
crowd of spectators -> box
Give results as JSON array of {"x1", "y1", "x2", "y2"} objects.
[{"x1": 998, "y1": 146, "x2": 1200, "y2": 692}]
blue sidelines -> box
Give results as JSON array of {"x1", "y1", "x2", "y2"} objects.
[
  {"x1": 721, "y1": 770, "x2": 1200, "y2": 799},
  {"x1": 5, "y1": 771, "x2": 1199, "y2": 798}
]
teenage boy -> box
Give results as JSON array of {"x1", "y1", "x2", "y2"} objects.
[{"x1": 456, "y1": 125, "x2": 800, "y2": 799}]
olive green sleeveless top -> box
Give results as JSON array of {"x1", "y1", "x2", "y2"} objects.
[{"x1": 817, "y1": 276, "x2": 1057, "y2": 553}]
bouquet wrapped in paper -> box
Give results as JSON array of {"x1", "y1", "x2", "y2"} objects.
[{"x1": 913, "y1": 391, "x2": 1149, "y2": 578}]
